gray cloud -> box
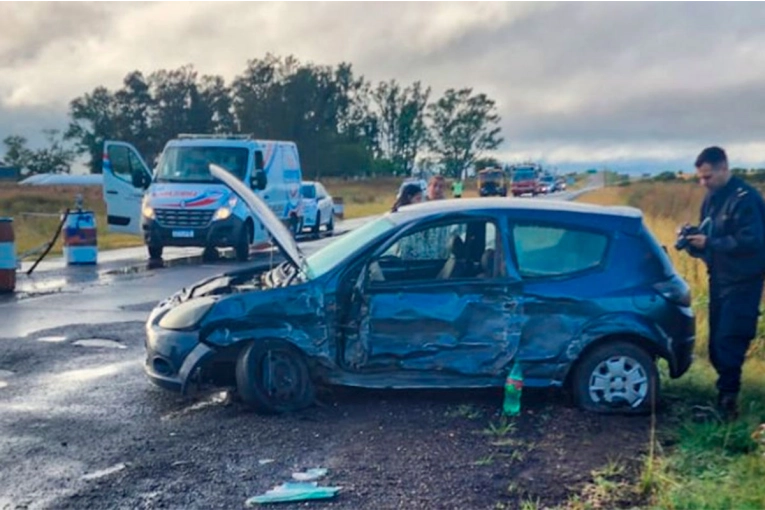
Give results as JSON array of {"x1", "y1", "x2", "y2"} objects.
[{"x1": 2, "y1": 2, "x2": 765, "y2": 171}]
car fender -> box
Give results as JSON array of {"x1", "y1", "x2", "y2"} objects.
[
  {"x1": 557, "y1": 312, "x2": 674, "y2": 384},
  {"x1": 202, "y1": 318, "x2": 332, "y2": 367},
  {"x1": 566, "y1": 312, "x2": 672, "y2": 359}
]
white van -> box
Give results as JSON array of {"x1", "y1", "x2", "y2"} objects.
[{"x1": 102, "y1": 134, "x2": 304, "y2": 261}]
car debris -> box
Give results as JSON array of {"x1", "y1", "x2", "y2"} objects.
[
  {"x1": 245, "y1": 481, "x2": 341, "y2": 505},
  {"x1": 81, "y1": 462, "x2": 127, "y2": 481},
  {"x1": 292, "y1": 467, "x2": 328, "y2": 481}
]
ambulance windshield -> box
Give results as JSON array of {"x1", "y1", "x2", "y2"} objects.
[{"x1": 155, "y1": 146, "x2": 249, "y2": 183}]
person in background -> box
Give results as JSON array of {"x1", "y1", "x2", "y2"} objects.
[
  {"x1": 391, "y1": 183, "x2": 423, "y2": 212},
  {"x1": 683, "y1": 146, "x2": 765, "y2": 420},
  {"x1": 426, "y1": 174, "x2": 447, "y2": 201},
  {"x1": 452, "y1": 179, "x2": 464, "y2": 198}
]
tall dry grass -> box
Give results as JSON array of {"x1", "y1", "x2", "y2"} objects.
[{"x1": 0, "y1": 183, "x2": 139, "y2": 257}]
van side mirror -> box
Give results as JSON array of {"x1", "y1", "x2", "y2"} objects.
[
  {"x1": 133, "y1": 171, "x2": 150, "y2": 190},
  {"x1": 252, "y1": 170, "x2": 267, "y2": 190},
  {"x1": 255, "y1": 151, "x2": 264, "y2": 171}
]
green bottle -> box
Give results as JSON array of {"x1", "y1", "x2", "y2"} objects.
[{"x1": 503, "y1": 361, "x2": 523, "y2": 416}]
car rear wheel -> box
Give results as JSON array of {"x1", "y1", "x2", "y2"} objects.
[
  {"x1": 572, "y1": 341, "x2": 658, "y2": 415},
  {"x1": 235, "y1": 340, "x2": 315, "y2": 414}
]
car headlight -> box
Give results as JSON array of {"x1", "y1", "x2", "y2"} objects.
[
  {"x1": 158, "y1": 296, "x2": 217, "y2": 330},
  {"x1": 213, "y1": 196, "x2": 238, "y2": 221}
]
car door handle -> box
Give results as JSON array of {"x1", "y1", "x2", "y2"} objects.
[{"x1": 106, "y1": 190, "x2": 118, "y2": 195}]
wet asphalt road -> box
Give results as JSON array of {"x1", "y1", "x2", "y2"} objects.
[
  {"x1": 0, "y1": 228, "x2": 354, "y2": 510},
  {"x1": 0, "y1": 189, "x2": 598, "y2": 509}
]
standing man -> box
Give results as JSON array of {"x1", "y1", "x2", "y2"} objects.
[{"x1": 683, "y1": 146, "x2": 765, "y2": 420}]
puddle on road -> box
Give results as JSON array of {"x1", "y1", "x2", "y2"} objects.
[
  {"x1": 38, "y1": 335, "x2": 68, "y2": 343},
  {"x1": 52, "y1": 363, "x2": 126, "y2": 384},
  {"x1": 81, "y1": 462, "x2": 127, "y2": 481},
  {"x1": 0, "y1": 369, "x2": 13, "y2": 388},
  {"x1": 72, "y1": 339, "x2": 127, "y2": 349}
]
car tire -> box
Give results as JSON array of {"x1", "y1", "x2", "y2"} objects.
[
  {"x1": 148, "y1": 244, "x2": 163, "y2": 260},
  {"x1": 235, "y1": 224, "x2": 251, "y2": 262},
  {"x1": 288, "y1": 216, "x2": 300, "y2": 238},
  {"x1": 327, "y1": 214, "x2": 334, "y2": 235},
  {"x1": 202, "y1": 246, "x2": 219, "y2": 262},
  {"x1": 236, "y1": 339, "x2": 315, "y2": 414},
  {"x1": 312, "y1": 213, "x2": 321, "y2": 237},
  {"x1": 572, "y1": 340, "x2": 658, "y2": 415}
]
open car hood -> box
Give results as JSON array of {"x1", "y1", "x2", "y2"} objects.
[{"x1": 209, "y1": 163, "x2": 304, "y2": 272}]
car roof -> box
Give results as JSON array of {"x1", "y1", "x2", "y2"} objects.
[{"x1": 389, "y1": 197, "x2": 643, "y2": 232}]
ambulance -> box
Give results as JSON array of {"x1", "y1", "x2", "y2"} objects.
[{"x1": 101, "y1": 134, "x2": 304, "y2": 261}]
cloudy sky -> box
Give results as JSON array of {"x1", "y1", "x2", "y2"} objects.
[{"x1": 2, "y1": 1, "x2": 765, "y2": 173}]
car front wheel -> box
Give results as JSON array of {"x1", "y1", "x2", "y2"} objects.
[
  {"x1": 235, "y1": 340, "x2": 315, "y2": 414},
  {"x1": 572, "y1": 340, "x2": 658, "y2": 415}
]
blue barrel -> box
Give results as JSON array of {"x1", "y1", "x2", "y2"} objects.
[{"x1": 62, "y1": 211, "x2": 98, "y2": 265}]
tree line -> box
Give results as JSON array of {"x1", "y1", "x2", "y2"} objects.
[{"x1": 2, "y1": 54, "x2": 503, "y2": 180}]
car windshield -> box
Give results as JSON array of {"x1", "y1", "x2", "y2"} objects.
[
  {"x1": 482, "y1": 170, "x2": 503, "y2": 180},
  {"x1": 155, "y1": 146, "x2": 249, "y2": 183},
  {"x1": 301, "y1": 184, "x2": 316, "y2": 198},
  {"x1": 305, "y1": 216, "x2": 397, "y2": 279},
  {"x1": 542, "y1": 176, "x2": 554, "y2": 183},
  {"x1": 513, "y1": 170, "x2": 536, "y2": 181}
]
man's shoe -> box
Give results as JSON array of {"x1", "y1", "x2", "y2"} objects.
[{"x1": 717, "y1": 392, "x2": 739, "y2": 421}]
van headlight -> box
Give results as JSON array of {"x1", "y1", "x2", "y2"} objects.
[
  {"x1": 142, "y1": 198, "x2": 155, "y2": 219},
  {"x1": 158, "y1": 296, "x2": 217, "y2": 330},
  {"x1": 213, "y1": 196, "x2": 238, "y2": 221}
]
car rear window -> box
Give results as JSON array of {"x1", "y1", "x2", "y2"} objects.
[
  {"x1": 637, "y1": 226, "x2": 675, "y2": 280},
  {"x1": 512, "y1": 223, "x2": 609, "y2": 278}
]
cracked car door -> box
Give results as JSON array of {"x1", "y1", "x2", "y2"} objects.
[{"x1": 346, "y1": 217, "x2": 523, "y2": 378}]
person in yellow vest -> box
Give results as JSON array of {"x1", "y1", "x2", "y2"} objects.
[{"x1": 451, "y1": 179, "x2": 463, "y2": 198}]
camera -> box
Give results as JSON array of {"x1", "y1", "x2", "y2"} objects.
[{"x1": 675, "y1": 218, "x2": 710, "y2": 251}]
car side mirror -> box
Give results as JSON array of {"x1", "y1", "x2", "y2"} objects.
[
  {"x1": 254, "y1": 151, "x2": 264, "y2": 171},
  {"x1": 251, "y1": 170, "x2": 267, "y2": 190}
]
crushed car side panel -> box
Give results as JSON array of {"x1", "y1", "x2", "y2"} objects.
[{"x1": 342, "y1": 282, "x2": 523, "y2": 379}]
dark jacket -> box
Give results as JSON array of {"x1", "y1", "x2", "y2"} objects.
[{"x1": 691, "y1": 176, "x2": 765, "y2": 287}]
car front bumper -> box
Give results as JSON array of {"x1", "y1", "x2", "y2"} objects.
[
  {"x1": 144, "y1": 316, "x2": 215, "y2": 394},
  {"x1": 142, "y1": 215, "x2": 246, "y2": 248}
]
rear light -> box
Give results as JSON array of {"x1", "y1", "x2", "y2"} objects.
[{"x1": 653, "y1": 277, "x2": 691, "y2": 307}]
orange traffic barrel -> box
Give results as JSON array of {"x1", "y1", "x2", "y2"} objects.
[
  {"x1": 0, "y1": 218, "x2": 16, "y2": 292},
  {"x1": 62, "y1": 210, "x2": 98, "y2": 265}
]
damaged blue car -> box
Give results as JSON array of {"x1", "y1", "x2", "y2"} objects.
[{"x1": 145, "y1": 164, "x2": 695, "y2": 414}]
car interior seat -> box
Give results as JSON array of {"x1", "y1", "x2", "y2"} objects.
[
  {"x1": 437, "y1": 234, "x2": 467, "y2": 279},
  {"x1": 479, "y1": 248, "x2": 496, "y2": 278}
]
